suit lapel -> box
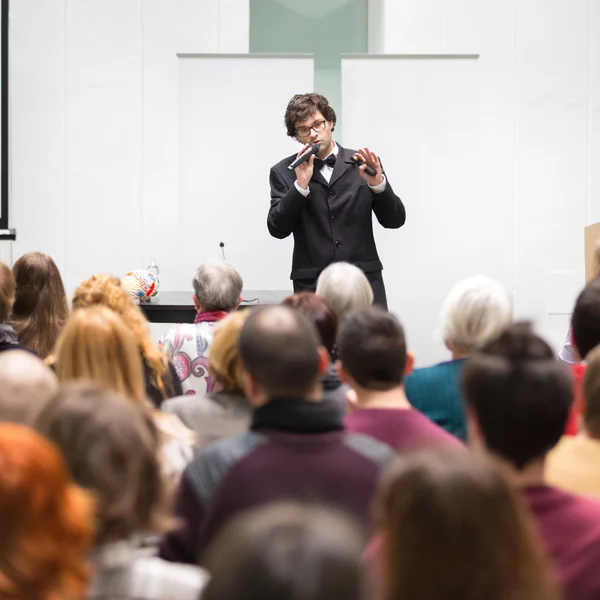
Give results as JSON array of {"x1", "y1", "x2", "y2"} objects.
[
  {"x1": 311, "y1": 169, "x2": 329, "y2": 187},
  {"x1": 329, "y1": 145, "x2": 354, "y2": 188}
]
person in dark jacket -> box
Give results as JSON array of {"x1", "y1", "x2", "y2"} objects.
[
  {"x1": 159, "y1": 305, "x2": 394, "y2": 564},
  {"x1": 267, "y1": 93, "x2": 405, "y2": 308}
]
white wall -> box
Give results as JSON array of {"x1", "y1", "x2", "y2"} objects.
[
  {"x1": 366, "y1": 0, "x2": 599, "y2": 363},
  {"x1": 8, "y1": 0, "x2": 249, "y2": 295}
]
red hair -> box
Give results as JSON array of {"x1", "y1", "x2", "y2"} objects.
[{"x1": 0, "y1": 423, "x2": 94, "y2": 600}]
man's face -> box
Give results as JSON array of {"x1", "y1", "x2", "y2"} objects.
[{"x1": 294, "y1": 111, "x2": 334, "y2": 157}]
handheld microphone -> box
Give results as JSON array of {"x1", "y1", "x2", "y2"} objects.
[
  {"x1": 287, "y1": 143, "x2": 319, "y2": 171},
  {"x1": 219, "y1": 242, "x2": 226, "y2": 261},
  {"x1": 351, "y1": 155, "x2": 378, "y2": 176}
]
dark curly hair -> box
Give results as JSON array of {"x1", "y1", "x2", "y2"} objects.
[{"x1": 284, "y1": 93, "x2": 337, "y2": 138}]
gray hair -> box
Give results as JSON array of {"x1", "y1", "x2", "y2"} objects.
[
  {"x1": 192, "y1": 258, "x2": 243, "y2": 312},
  {"x1": 440, "y1": 276, "x2": 512, "y2": 350},
  {"x1": 316, "y1": 262, "x2": 373, "y2": 317},
  {"x1": 0, "y1": 350, "x2": 58, "y2": 425}
]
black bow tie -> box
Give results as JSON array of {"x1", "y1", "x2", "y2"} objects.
[{"x1": 314, "y1": 154, "x2": 337, "y2": 170}]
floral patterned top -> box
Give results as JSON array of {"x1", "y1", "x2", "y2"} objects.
[{"x1": 159, "y1": 320, "x2": 222, "y2": 396}]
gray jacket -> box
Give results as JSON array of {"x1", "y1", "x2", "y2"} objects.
[{"x1": 161, "y1": 390, "x2": 252, "y2": 452}]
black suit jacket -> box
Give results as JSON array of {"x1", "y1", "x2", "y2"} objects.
[{"x1": 267, "y1": 144, "x2": 406, "y2": 287}]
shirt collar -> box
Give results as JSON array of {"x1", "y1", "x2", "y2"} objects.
[{"x1": 326, "y1": 142, "x2": 339, "y2": 160}]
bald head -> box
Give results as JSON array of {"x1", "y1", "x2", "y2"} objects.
[
  {"x1": 0, "y1": 350, "x2": 58, "y2": 425},
  {"x1": 239, "y1": 306, "x2": 321, "y2": 397}
]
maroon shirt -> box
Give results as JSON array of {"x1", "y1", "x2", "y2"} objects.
[
  {"x1": 345, "y1": 407, "x2": 462, "y2": 452},
  {"x1": 524, "y1": 485, "x2": 600, "y2": 600},
  {"x1": 160, "y1": 397, "x2": 395, "y2": 564}
]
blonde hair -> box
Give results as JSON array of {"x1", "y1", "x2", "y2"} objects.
[
  {"x1": 72, "y1": 274, "x2": 173, "y2": 400},
  {"x1": 439, "y1": 276, "x2": 512, "y2": 350},
  {"x1": 209, "y1": 310, "x2": 251, "y2": 393},
  {"x1": 55, "y1": 306, "x2": 146, "y2": 404},
  {"x1": 316, "y1": 262, "x2": 373, "y2": 317}
]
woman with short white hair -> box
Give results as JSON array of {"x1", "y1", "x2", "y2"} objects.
[
  {"x1": 316, "y1": 262, "x2": 374, "y2": 318},
  {"x1": 405, "y1": 276, "x2": 512, "y2": 441}
]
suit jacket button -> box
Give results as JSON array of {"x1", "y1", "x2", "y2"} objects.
[
  {"x1": 331, "y1": 216, "x2": 336, "y2": 222},
  {"x1": 328, "y1": 191, "x2": 335, "y2": 198},
  {"x1": 335, "y1": 240, "x2": 341, "y2": 247}
]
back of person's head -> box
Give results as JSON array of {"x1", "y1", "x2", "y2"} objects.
[
  {"x1": 72, "y1": 274, "x2": 173, "y2": 399},
  {"x1": 0, "y1": 350, "x2": 58, "y2": 424},
  {"x1": 36, "y1": 382, "x2": 170, "y2": 546},
  {"x1": 0, "y1": 261, "x2": 15, "y2": 324},
  {"x1": 377, "y1": 450, "x2": 557, "y2": 600},
  {"x1": 282, "y1": 292, "x2": 338, "y2": 357},
  {"x1": 54, "y1": 305, "x2": 146, "y2": 404},
  {"x1": 239, "y1": 305, "x2": 323, "y2": 399},
  {"x1": 10, "y1": 252, "x2": 69, "y2": 358},
  {"x1": 440, "y1": 275, "x2": 512, "y2": 352},
  {"x1": 571, "y1": 277, "x2": 600, "y2": 359},
  {"x1": 209, "y1": 309, "x2": 251, "y2": 394},
  {"x1": 203, "y1": 503, "x2": 363, "y2": 600},
  {"x1": 581, "y1": 344, "x2": 600, "y2": 439},
  {"x1": 337, "y1": 308, "x2": 411, "y2": 391},
  {"x1": 316, "y1": 262, "x2": 373, "y2": 317},
  {"x1": 0, "y1": 422, "x2": 93, "y2": 600},
  {"x1": 462, "y1": 322, "x2": 573, "y2": 469},
  {"x1": 193, "y1": 258, "x2": 243, "y2": 312}
]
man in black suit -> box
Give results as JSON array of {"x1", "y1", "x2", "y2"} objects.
[{"x1": 267, "y1": 93, "x2": 406, "y2": 308}]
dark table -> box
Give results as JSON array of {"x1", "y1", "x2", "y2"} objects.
[{"x1": 139, "y1": 290, "x2": 292, "y2": 323}]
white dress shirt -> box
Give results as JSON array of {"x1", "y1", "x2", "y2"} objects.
[{"x1": 294, "y1": 143, "x2": 387, "y2": 196}]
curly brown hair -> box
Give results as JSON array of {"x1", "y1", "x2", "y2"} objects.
[
  {"x1": 71, "y1": 274, "x2": 174, "y2": 400},
  {"x1": 284, "y1": 93, "x2": 337, "y2": 138}
]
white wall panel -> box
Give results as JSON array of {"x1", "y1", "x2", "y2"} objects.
[
  {"x1": 514, "y1": 0, "x2": 589, "y2": 332},
  {"x1": 342, "y1": 55, "x2": 481, "y2": 365},
  {"x1": 10, "y1": 0, "x2": 66, "y2": 273},
  {"x1": 590, "y1": 0, "x2": 600, "y2": 225},
  {"x1": 177, "y1": 54, "x2": 312, "y2": 291},
  {"x1": 65, "y1": 0, "x2": 142, "y2": 293}
]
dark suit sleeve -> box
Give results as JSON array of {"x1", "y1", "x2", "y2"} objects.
[
  {"x1": 267, "y1": 166, "x2": 310, "y2": 239},
  {"x1": 371, "y1": 164, "x2": 406, "y2": 229}
]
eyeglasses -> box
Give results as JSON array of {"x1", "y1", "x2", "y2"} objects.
[{"x1": 295, "y1": 119, "x2": 327, "y2": 138}]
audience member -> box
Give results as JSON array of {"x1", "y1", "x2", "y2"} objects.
[
  {"x1": 547, "y1": 343, "x2": 600, "y2": 499},
  {"x1": 405, "y1": 275, "x2": 512, "y2": 440},
  {"x1": 160, "y1": 305, "x2": 394, "y2": 564},
  {"x1": 340, "y1": 308, "x2": 460, "y2": 450},
  {"x1": 203, "y1": 503, "x2": 364, "y2": 600},
  {"x1": 54, "y1": 306, "x2": 193, "y2": 481},
  {"x1": 372, "y1": 450, "x2": 557, "y2": 600},
  {"x1": 10, "y1": 251, "x2": 68, "y2": 358},
  {"x1": 160, "y1": 259, "x2": 243, "y2": 396},
  {"x1": 0, "y1": 422, "x2": 93, "y2": 600},
  {"x1": 72, "y1": 274, "x2": 183, "y2": 406},
  {"x1": 316, "y1": 262, "x2": 373, "y2": 317},
  {"x1": 0, "y1": 261, "x2": 31, "y2": 353},
  {"x1": 282, "y1": 292, "x2": 346, "y2": 409},
  {"x1": 162, "y1": 310, "x2": 253, "y2": 452},
  {"x1": 463, "y1": 322, "x2": 600, "y2": 600},
  {"x1": 0, "y1": 349, "x2": 58, "y2": 424},
  {"x1": 569, "y1": 277, "x2": 600, "y2": 423},
  {"x1": 559, "y1": 243, "x2": 600, "y2": 365},
  {"x1": 36, "y1": 383, "x2": 208, "y2": 599}
]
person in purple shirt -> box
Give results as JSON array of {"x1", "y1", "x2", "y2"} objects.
[
  {"x1": 159, "y1": 305, "x2": 395, "y2": 565},
  {"x1": 463, "y1": 322, "x2": 600, "y2": 600},
  {"x1": 338, "y1": 307, "x2": 461, "y2": 451}
]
